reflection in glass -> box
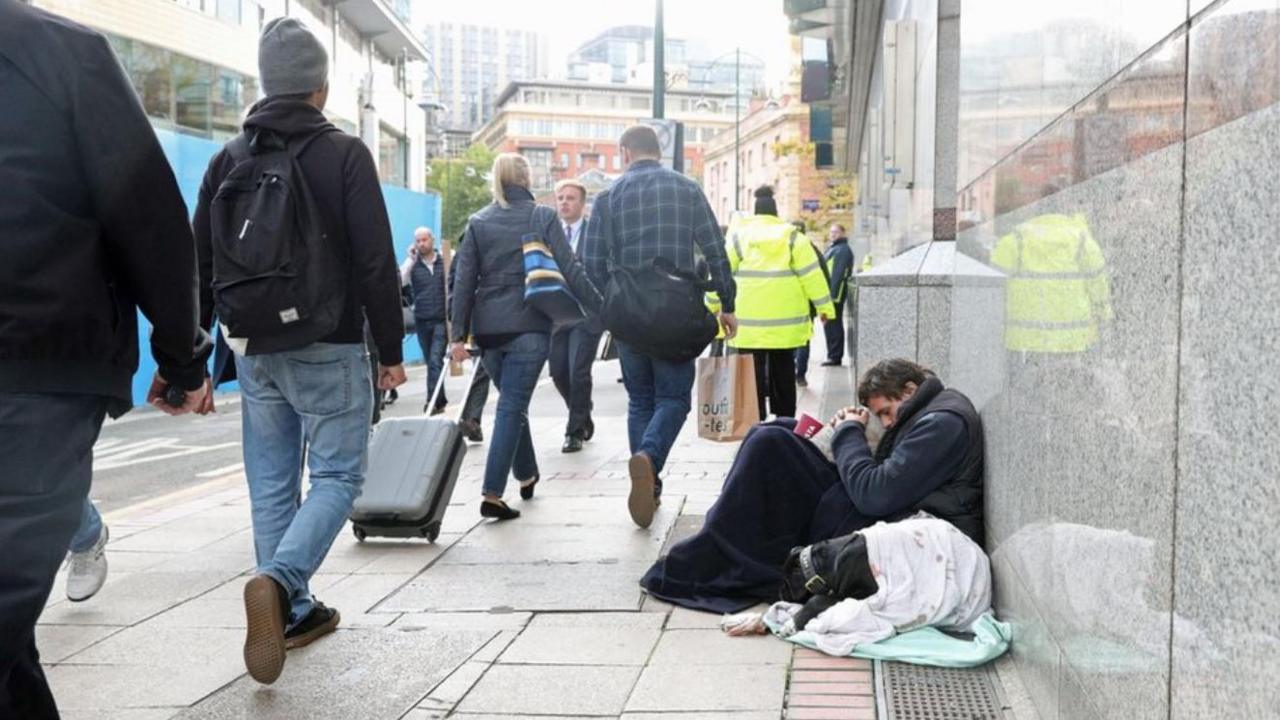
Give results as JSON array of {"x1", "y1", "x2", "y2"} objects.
[{"x1": 990, "y1": 211, "x2": 1112, "y2": 354}]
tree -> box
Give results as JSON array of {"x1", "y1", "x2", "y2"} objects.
[
  {"x1": 772, "y1": 139, "x2": 856, "y2": 237},
  {"x1": 427, "y1": 143, "x2": 495, "y2": 242}
]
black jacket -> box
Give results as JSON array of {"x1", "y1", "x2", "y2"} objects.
[
  {"x1": 825, "y1": 237, "x2": 854, "y2": 305},
  {"x1": 193, "y1": 97, "x2": 403, "y2": 364},
  {"x1": 0, "y1": 3, "x2": 209, "y2": 416},
  {"x1": 830, "y1": 376, "x2": 986, "y2": 545},
  {"x1": 450, "y1": 186, "x2": 601, "y2": 344},
  {"x1": 409, "y1": 253, "x2": 448, "y2": 322}
]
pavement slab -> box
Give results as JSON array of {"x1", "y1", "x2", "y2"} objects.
[
  {"x1": 455, "y1": 664, "x2": 642, "y2": 716},
  {"x1": 649, "y1": 630, "x2": 793, "y2": 666},
  {"x1": 174, "y1": 627, "x2": 490, "y2": 720},
  {"x1": 625, "y1": 664, "x2": 788, "y2": 713},
  {"x1": 376, "y1": 561, "x2": 655, "y2": 613}
]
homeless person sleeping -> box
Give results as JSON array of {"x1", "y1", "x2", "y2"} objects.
[{"x1": 640, "y1": 358, "x2": 985, "y2": 614}]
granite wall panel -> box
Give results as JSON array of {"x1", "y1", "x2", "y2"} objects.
[
  {"x1": 952, "y1": 24, "x2": 1193, "y2": 720},
  {"x1": 1172, "y1": 0, "x2": 1280, "y2": 716}
]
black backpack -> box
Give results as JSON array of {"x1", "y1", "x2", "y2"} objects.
[{"x1": 209, "y1": 129, "x2": 344, "y2": 343}]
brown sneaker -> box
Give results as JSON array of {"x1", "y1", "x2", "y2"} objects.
[
  {"x1": 243, "y1": 575, "x2": 288, "y2": 684},
  {"x1": 627, "y1": 452, "x2": 658, "y2": 529},
  {"x1": 284, "y1": 602, "x2": 340, "y2": 650}
]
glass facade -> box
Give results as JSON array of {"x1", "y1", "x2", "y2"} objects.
[{"x1": 107, "y1": 34, "x2": 259, "y2": 140}]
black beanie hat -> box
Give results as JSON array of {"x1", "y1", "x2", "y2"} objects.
[{"x1": 754, "y1": 186, "x2": 778, "y2": 216}]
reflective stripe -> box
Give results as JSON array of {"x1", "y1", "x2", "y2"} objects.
[
  {"x1": 810, "y1": 294, "x2": 833, "y2": 307},
  {"x1": 1007, "y1": 318, "x2": 1094, "y2": 330},
  {"x1": 738, "y1": 316, "x2": 812, "y2": 327},
  {"x1": 1009, "y1": 269, "x2": 1105, "y2": 280},
  {"x1": 736, "y1": 268, "x2": 795, "y2": 278},
  {"x1": 794, "y1": 260, "x2": 821, "y2": 276}
]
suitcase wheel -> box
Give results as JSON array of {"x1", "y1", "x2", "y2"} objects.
[{"x1": 353, "y1": 525, "x2": 367, "y2": 542}]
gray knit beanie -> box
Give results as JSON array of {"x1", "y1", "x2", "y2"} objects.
[{"x1": 258, "y1": 17, "x2": 328, "y2": 97}]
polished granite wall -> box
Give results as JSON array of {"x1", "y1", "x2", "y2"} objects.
[{"x1": 942, "y1": 0, "x2": 1280, "y2": 717}]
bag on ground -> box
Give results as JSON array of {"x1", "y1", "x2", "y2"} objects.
[{"x1": 696, "y1": 353, "x2": 760, "y2": 441}]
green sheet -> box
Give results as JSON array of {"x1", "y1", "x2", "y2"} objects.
[{"x1": 764, "y1": 611, "x2": 1013, "y2": 668}]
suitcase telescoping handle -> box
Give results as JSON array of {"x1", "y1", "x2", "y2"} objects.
[{"x1": 426, "y1": 348, "x2": 483, "y2": 422}]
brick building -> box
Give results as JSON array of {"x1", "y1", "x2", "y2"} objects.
[{"x1": 473, "y1": 80, "x2": 736, "y2": 192}]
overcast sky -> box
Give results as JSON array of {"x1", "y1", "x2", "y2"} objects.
[{"x1": 411, "y1": 0, "x2": 795, "y2": 87}]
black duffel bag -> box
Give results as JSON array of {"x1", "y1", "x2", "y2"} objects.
[{"x1": 601, "y1": 256, "x2": 719, "y2": 363}]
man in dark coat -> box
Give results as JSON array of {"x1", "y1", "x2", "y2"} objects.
[
  {"x1": 0, "y1": 4, "x2": 210, "y2": 716},
  {"x1": 822, "y1": 223, "x2": 854, "y2": 366},
  {"x1": 640, "y1": 358, "x2": 984, "y2": 613}
]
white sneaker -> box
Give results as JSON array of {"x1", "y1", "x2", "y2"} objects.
[{"x1": 66, "y1": 524, "x2": 109, "y2": 602}]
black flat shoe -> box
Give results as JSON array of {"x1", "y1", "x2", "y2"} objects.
[
  {"x1": 519, "y1": 475, "x2": 541, "y2": 500},
  {"x1": 582, "y1": 418, "x2": 595, "y2": 442},
  {"x1": 480, "y1": 500, "x2": 520, "y2": 521},
  {"x1": 562, "y1": 435, "x2": 583, "y2": 454}
]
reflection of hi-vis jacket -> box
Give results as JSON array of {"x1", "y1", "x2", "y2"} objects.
[
  {"x1": 721, "y1": 215, "x2": 836, "y2": 350},
  {"x1": 990, "y1": 213, "x2": 1113, "y2": 353}
]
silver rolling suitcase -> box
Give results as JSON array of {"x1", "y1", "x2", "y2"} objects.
[{"x1": 350, "y1": 354, "x2": 479, "y2": 542}]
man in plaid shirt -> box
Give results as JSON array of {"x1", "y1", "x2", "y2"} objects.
[{"x1": 583, "y1": 124, "x2": 738, "y2": 529}]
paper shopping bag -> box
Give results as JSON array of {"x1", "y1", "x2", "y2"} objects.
[{"x1": 696, "y1": 354, "x2": 760, "y2": 442}]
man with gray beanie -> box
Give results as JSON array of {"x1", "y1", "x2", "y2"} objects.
[{"x1": 192, "y1": 16, "x2": 406, "y2": 685}]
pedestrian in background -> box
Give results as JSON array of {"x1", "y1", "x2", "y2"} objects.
[
  {"x1": 822, "y1": 223, "x2": 855, "y2": 366},
  {"x1": 449, "y1": 229, "x2": 489, "y2": 443},
  {"x1": 726, "y1": 187, "x2": 834, "y2": 420},
  {"x1": 583, "y1": 125, "x2": 738, "y2": 529},
  {"x1": 192, "y1": 18, "x2": 405, "y2": 684},
  {"x1": 0, "y1": 4, "x2": 211, "y2": 716},
  {"x1": 449, "y1": 154, "x2": 601, "y2": 521},
  {"x1": 549, "y1": 178, "x2": 604, "y2": 454},
  {"x1": 401, "y1": 226, "x2": 449, "y2": 415}
]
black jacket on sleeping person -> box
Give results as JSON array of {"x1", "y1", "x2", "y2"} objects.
[{"x1": 828, "y1": 375, "x2": 985, "y2": 545}]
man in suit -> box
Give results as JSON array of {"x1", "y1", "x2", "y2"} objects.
[{"x1": 549, "y1": 178, "x2": 602, "y2": 453}]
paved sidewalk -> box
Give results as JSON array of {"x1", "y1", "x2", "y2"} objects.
[{"x1": 37, "y1": 353, "x2": 875, "y2": 720}]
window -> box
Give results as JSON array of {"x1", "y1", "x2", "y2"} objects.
[
  {"x1": 560, "y1": 152, "x2": 569, "y2": 167},
  {"x1": 761, "y1": 142, "x2": 768, "y2": 166},
  {"x1": 378, "y1": 125, "x2": 407, "y2": 187},
  {"x1": 613, "y1": 154, "x2": 622, "y2": 170},
  {"x1": 215, "y1": 0, "x2": 241, "y2": 24},
  {"x1": 105, "y1": 33, "x2": 258, "y2": 139}
]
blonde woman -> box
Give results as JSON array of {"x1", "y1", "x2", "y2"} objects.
[{"x1": 448, "y1": 154, "x2": 602, "y2": 520}]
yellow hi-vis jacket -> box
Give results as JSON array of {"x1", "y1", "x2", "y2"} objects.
[
  {"x1": 724, "y1": 215, "x2": 836, "y2": 350},
  {"x1": 990, "y1": 213, "x2": 1113, "y2": 353}
]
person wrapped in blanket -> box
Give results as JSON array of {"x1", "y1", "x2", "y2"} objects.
[
  {"x1": 641, "y1": 358, "x2": 985, "y2": 613},
  {"x1": 722, "y1": 514, "x2": 992, "y2": 658}
]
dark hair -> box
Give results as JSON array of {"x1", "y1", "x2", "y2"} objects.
[
  {"x1": 857, "y1": 358, "x2": 931, "y2": 404},
  {"x1": 619, "y1": 125, "x2": 662, "y2": 157},
  {"x1": 753, "y1": 185, "x2": 778, "y2": 216}
]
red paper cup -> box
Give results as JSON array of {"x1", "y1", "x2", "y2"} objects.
[{"x1": 793, "y1": 412, "x2": 824, "y2": 439}]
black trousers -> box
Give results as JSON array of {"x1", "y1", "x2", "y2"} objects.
[
  {"x1": 460, "y1": 361, "x2": 491, "y2": 424},
  {"x1": 824, "y1": 302, "x2": 846, "y2": 363},
  {"x1": 0, "y1": 393, "x2": 108, "y2": 720},
  {"x1": 743, "y1": 348, "x2": 798, "y2": 420},
  {"x1": 549, "y1": 323, "x2": 602, "y2": 436}
]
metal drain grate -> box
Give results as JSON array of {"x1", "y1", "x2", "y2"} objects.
[{"x1": 880, "y1": 661, "x2": 1007, "y2": 720}]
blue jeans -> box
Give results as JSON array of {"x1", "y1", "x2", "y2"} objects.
[
  {"x1": 795, "y1": 343, "x2": 811, "y2": 380},
  {"x1": 68, "y1": 498, "x2": 103, "y2": 554},
  {"x1": 480, "y1": 332, "x2": 548, "y2": 497},
  {"x1": 415, "y1": 319, "x2": 448, "y2": 408},
  {"x1": 234, "y1": 342, "x2": 372, "y2": 628},
  {"x1": 617, "y1": 342, "x2": 696, "y2": 475}
]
